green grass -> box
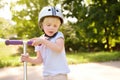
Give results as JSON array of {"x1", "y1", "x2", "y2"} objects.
[
  {"x1": 0, "y1": 42, "x2": 21, "y2": 68},
  {"x1": 67, "y1": 52, "x2": 120, "y2": 64},
  {"x1": 0, "y1": 42, "x2": 14, "y2": 56},
  {"x1": 0, "y1": 56, "x2": 20, "y2": 68},
  {"x1": 0, "y1": 42, "x2": 120, "y2": 68}
]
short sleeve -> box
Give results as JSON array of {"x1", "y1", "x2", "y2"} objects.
[
  {"x1": 55, "y1": 32, "x2": 64, "y2": 40},
  {"x1": 34, "y1": 46, "x2": 40, "y2": 52}
]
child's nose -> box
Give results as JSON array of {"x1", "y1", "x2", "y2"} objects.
[{"x1": 49, "y1": 26, "x2": 54, "y2": 29}]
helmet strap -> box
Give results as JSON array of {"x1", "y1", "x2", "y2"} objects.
[
  {"x1": 42, "y1": 29, "x2": 58, "y2": 40},
  {"x1": 45, "y1": 32, "x2": 58, "y2": 39}
]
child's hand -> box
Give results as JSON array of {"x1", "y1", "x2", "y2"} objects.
[
  {"x1": 31, "y1": 37, "x2": 46, "y2": 46},
  {"x1": 21, "y1": 53, "x2": 29, "y2": 62}
]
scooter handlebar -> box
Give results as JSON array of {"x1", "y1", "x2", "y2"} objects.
[{"x1": 5, "y1": 40, "x2": 33, "y2": 46}]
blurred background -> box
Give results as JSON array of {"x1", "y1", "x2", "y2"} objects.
[
  {"x1": 0, "y1": 0, "x2": 120, "y2": 80},
  {"x1": 0, "y1": 0, "x2": 120, "y2": 68}
]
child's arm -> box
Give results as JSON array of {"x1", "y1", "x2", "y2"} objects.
[
  {"x1": 44, "y1": 38, "x2": 64, "y2": 53},
  {"x1": 32, "y1": 37, "x2": 64, "y2": 53},
  {"x1": 21, "y1": 51, "x2": 43, "y2": 64}
]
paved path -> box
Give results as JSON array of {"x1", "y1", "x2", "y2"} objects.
[{"x1": 0, "y1": 61, "x2": 120, "y2": 80}]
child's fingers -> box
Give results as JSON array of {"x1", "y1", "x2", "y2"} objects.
[
  {"x1": 21, "y1": 53, "x2": 29, "y2": 62},
  {"x1": 32, "y1": 40, "x2": 36, "y2": 46},
  {"x1": 32, "y1": 39, "x2": 41, "y2": 46}
]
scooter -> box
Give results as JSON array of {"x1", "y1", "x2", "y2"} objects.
[{"x1": 5, "y1": 40, "x2": 34, "y2": 80}]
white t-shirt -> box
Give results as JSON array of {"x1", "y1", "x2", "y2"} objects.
[{"x1": 35, "y1": 31, "x2": 70, "y2": 76}]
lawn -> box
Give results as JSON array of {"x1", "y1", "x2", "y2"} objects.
[
  {"x1": 67, "y1": 51, "x2": 120, "y2": 64},
  {"x1": 0, "y1": 42, "x2": 21, "y2": 67},
  {"x1": 0, "y1": 42, "x2": 120, "y2": 68}
]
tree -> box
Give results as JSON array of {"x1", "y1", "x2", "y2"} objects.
[
  {"x1": 0, "y1": 0, "x2": 7, "y2": 8},
  {"x1": 0, "y1": 17, "x2": 14, "y2": 38},
  {"x1": 0, "y1": 0, "x2": 13, "y2": 38},
  {"x1": 62, "y1": 0, "x2": 120, "y2": 51},
  {"x1": 11, "y1": 0, "x2": 49, "y2": 39}
]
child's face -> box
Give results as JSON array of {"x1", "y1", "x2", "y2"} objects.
[{"x1": 42, "y1": 17, "x2": 61, "y2": 37}]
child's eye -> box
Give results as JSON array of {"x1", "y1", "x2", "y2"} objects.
[
  {"x1": 54, "y1": 25, "x2": 57, "y2": 27},
  {"x1": 47, "y1": 24, "x2": 50, "y2": 26},
  {"x1": 54, "y1": 26, "x2": 56, "y2": 27}
]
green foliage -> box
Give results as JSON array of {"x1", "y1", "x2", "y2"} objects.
[
  {"x1": 0, "y1": 17, "x2": 14, "y2": 38},
  {"x1": 0, "y1": 1, "x2": 14, "y2": 39},
  {"x1": 0, "y1": 42, "x2": 20, "y2": 68},
  {"x1": 0, "y1": 0, "x2": 7, "y2": 8},
  {"x1": 11, "y1": 0, "x2": 49, "y2": 39},
  {"x1": 62, "y1": 0, "x2": 120, "y2": 51},
  {"x1": 67, "y1": 51, "x2": 120, "y2": 64},
  {"x1": 49, "y1": 0, "x2": 62, "y2": 6},
  {"x1": 0, "y1": 56, "x2": 20, "y2": 68}
]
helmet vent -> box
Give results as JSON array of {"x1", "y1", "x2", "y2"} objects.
[
  {"x1": 56, "y1": 10, "x2": 59, "y2": 12},
  {"x1": 48, "y1": 9, "x2": 51, "y2": 11}
]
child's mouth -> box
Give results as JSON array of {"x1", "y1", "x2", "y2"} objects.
[{"x1": 49, "y1": 31, "x2": 54, "y2": 34}]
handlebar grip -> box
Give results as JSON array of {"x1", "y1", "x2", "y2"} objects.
[
  {"x1": 27, "y1": 41, "x2": 33, "y2": 45},
  {"x1": 27, "y1": 41, "x2": 41, "y2": 46},
  {"x1": 5, "y1": 40, "x2": 41, "y2": 46},
  {"x1": 5, "y1": 40, "x2": 23, "y2": 45}
]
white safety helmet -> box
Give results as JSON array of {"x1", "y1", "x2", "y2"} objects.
[{"x1": 38, "y1": 6, "x2": 63, "y2": 27}]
